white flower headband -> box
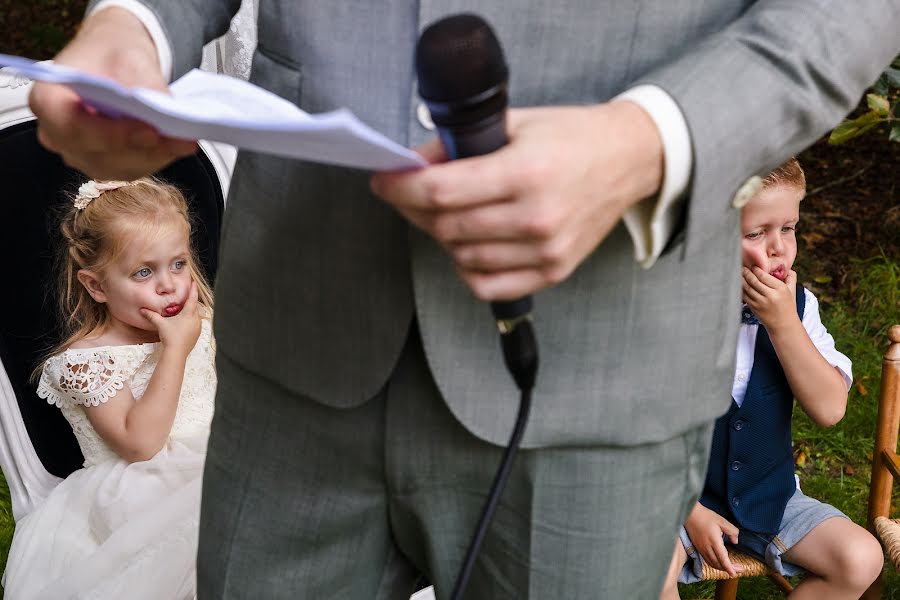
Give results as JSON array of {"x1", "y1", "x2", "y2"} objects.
[{"x1": 73, "y1": 180, "x2": 133, "y2": 210}]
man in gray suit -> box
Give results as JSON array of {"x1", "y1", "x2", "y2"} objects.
[{"x1": 30, "y1": 1, "x2": 899, "y2": 598}]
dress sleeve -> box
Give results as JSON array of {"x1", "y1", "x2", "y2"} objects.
[{"x1": 37, "y1": 350, "x2": 128, "y2": 408}]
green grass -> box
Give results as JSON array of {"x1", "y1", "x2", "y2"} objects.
[
  {"x1": 679, "y1": 255, "x2": 900, "y2": 599},
  {"x1": 0, "y1": 257, "x2": 897, "y2": 598},
  {"x1": 0, "y1": 474, "x2": 12, "y2": 599}
]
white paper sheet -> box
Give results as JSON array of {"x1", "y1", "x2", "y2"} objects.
[{"x1": 0, "y1": 54, "x2": 427, "y2": 172}]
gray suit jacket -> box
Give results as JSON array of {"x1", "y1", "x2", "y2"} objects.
[{"x1": 108, "y1": 0, "x2": 898, "y2": 447}]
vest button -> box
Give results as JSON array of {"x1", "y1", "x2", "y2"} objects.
[
  {"x1": 732, "y1": 497, "x2": 740, "y2": 507},
  {"x1": 733, "y1": 420, "x2": 744, "y2": 431},
  {"x1": 731, "y1": 460, "x2": 742, "y2": 471}
]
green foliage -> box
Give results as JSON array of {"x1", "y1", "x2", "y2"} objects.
[
  {"x1": 788, "y1": 255, "x2": 900, "y2": 595},
  {"x1": 25, "y1": 24, "x2": 69, "y2": 55},
  {"x1": 830, "y1": 56, "x2": 900, "y2": 145},
  {"x1": 0, "y1": 475, "x2": 13, "y2": 598}
]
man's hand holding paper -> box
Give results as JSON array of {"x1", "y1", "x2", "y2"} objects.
[
  {"x1": 26, "y1": 7, "x2": 195, "y2": 181},
  {"x1": 14, "y1": 7, "x2": 425, "y2": 181}
]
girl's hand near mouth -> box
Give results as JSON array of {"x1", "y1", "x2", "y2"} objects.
[{"x1": 140, "y1": 281, "x2": 201, "y2": 357}]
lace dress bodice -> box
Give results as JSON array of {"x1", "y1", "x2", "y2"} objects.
[
  {"x1": 37, "y1": 319, "x2": 216, "y2": 467},
  {"x1": 200, "y1": 0, "x2": 258, "y2": 80}
]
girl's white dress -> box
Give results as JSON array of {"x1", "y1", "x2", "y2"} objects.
[{"x1": 3, "y1": 319, "x2": 215, "y2": 600}]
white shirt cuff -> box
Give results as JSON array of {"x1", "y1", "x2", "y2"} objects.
[
  {"x1": 614, "y1": 84, "x2": 693, "y2": 268},
  {"x1": 89, "y1": 0, "x2": 172, "y2": 82}
]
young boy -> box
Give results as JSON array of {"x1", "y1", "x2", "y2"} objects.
[{"x1": 659, "y1": 158, "x2": 883, "y2": 599}]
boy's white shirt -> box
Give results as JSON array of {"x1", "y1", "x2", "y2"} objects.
[
  {"x1": 732, "y1": 289, "x2": 853, "y2": 407},
  {"x1": 90, "y1": 0, "x2": 693, "y2": 269}
]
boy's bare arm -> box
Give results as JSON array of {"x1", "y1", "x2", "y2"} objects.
[{"x1": 742, "y1": 267, "x2": 848, "y2": 426}]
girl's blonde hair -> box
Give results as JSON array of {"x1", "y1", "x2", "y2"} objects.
[{"x1": 38, "y1": 177, "x2": 214, "y2": 374}]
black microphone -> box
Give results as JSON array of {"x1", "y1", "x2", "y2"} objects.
[{"x1": 416, "y1": 13, "x2": 537, "y2": 392}]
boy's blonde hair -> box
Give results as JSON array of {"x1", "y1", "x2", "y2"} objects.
[
  {"x1": 762, "y1": 157, "x2": 806, "y2": 193},
  {"x1": 41, "y1": 177, "x2": 214, "y2": 368}
]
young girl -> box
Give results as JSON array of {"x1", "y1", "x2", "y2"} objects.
[{"x1": 3, "y1": 178, "x2": 216, "y2": 599}]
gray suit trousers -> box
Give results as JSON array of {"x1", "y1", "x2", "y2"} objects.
[{"x1": 198, "y1": 326, "x2": 712, "y2": 599}]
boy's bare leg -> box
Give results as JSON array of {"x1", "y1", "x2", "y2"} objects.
[
  {"x1": 659, "y1": 539, "x2": 686, "y2": 600},
  {"x1": 780, "y1": 517, "x2": 883, "y2": 599}
]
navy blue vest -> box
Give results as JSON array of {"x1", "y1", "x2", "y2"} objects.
[{"x1": 699, "y1": 287, "x2": 806, "y2": 534}]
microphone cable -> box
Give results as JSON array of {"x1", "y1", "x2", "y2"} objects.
[{"x1": 450, "y1": 306, "x2": 538, "y2": 600}]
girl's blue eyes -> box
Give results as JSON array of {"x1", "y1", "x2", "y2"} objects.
[{"x1": 133, "y1": 261, "x2": 187, "y2": 279}]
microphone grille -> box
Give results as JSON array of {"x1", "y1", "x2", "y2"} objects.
[{"x1": 416, "y1": 13, "x2": 508, "y2": 102}]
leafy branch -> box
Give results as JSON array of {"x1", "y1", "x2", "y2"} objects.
[{"x1": 829, "y1": 55, "x2": 900, "y2": 145}]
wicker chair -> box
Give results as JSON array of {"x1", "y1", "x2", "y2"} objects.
[
  {"x1": 688, "y1": 548, "x2": 792, "y2": 599},
  {"x1": 862, "y1": 325, "x2": 900, "y2": 599}
]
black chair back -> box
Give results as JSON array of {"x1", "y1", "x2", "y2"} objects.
[{"x1": 0, "y1": 121, "x2": 224, "y2": 477}]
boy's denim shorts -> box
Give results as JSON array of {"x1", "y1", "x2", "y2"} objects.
[{"x1": 678, "y1": 488, "x2": 847, "y2": 583}]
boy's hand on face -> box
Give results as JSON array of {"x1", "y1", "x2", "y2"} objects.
[
  {"x1": 140, "y1": 281, "x2": 201, "y2": 357},
  {"x1": 684, "y1": 503, "x2": 743, "y2": 578},
  {"x1": 742, "y1": 267, "x2": 798, "y2": 331}
]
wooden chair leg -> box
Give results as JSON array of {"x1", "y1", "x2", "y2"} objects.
[
  {"x1": 714, "y1": 579, "x2": 738, "y2": 600},
  {"x1": 863, "y1": 326, "x2": 900, "y2": 600},
  {"x1": 767, "y1": 572, "x2": 793, "y2": 594},
  {"x1": 867, "y1": 328, "x2": 900, "y2": 534}
]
